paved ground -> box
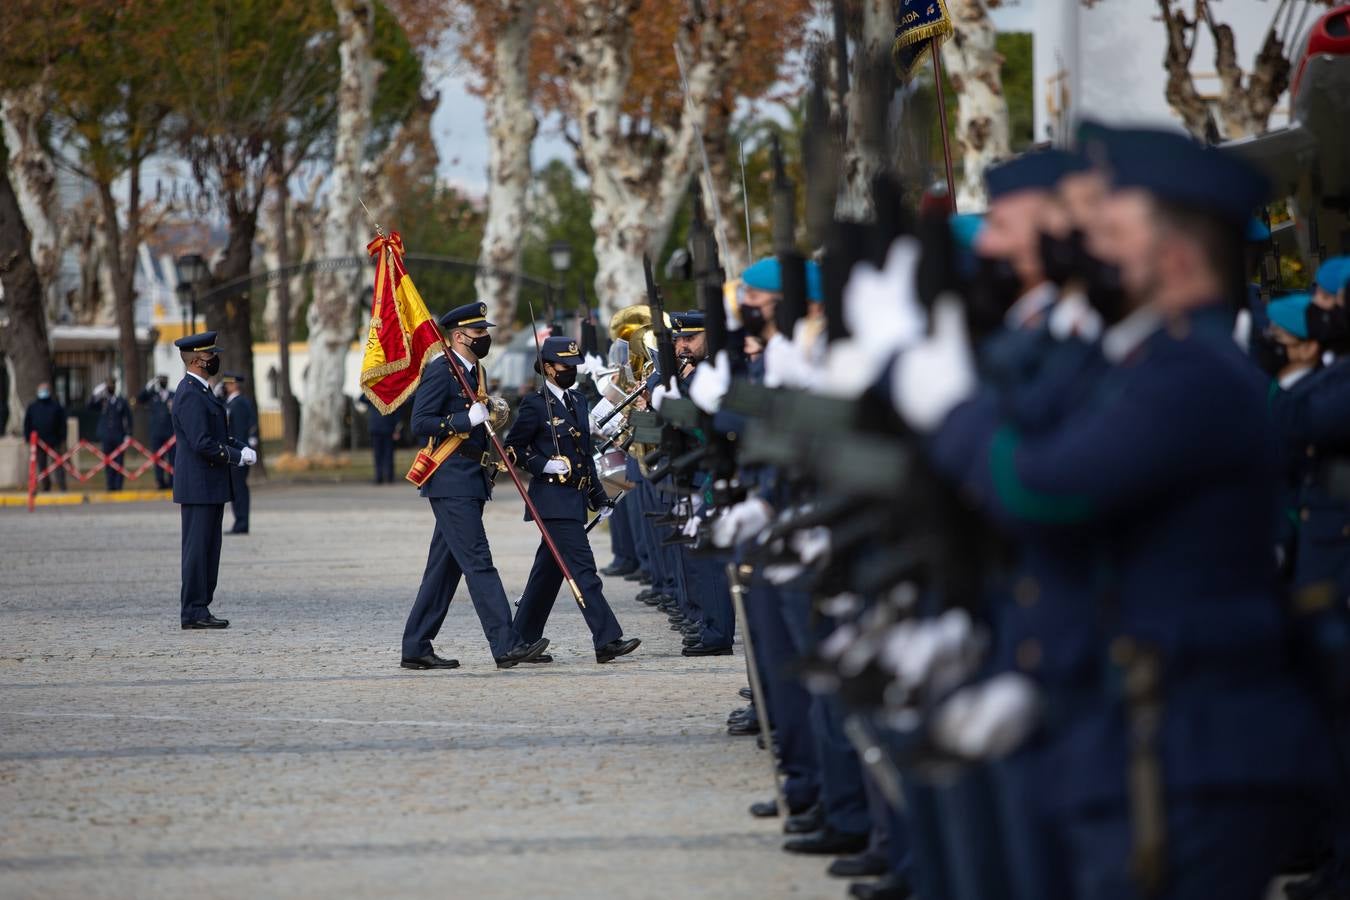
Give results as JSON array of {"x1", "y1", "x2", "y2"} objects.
[{"x1": 0, "y1": 484, "x2": 835, "y2": 899}]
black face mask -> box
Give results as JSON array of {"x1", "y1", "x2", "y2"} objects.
[
  {"x1": 1306, "y1": 303, "x2": 1350, "y2": 350},
  {"x1": 969, "y1": 256, "x2": 1023, "y2": 319},
  {"x1": 553, "y1": 367, "x2": 577, "y2": 389},
  {"x1": 1251, "y1": 333, "x2": 1290, "y2": 376},
  {"x1": 1038, "y1": 230, "x2": 1084, "y2": 288},
  {"x1": 466, "y1": 334, "x2": 492, "y2": 358},
  {"x1": 740, "y1": 304, "x2": 768, "y2": 338},
  {"x1": 1083, "y1": 257, "x2": 1129, "y2": 327},
  {"x1": 203, "y1": 356, "x2": 221, "y2": 377}
]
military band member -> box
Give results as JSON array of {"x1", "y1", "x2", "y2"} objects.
[
  {"x1": 401, "y1": 302, "x2": 550, "y2": 671},
  {"x1": 506, "y1": 335, "x2": 640, "y2": 664},
  {"x1": 222, "y1": 373, "x2": 258, "y2": 535},
  {"x1": 172, "y1": 332, "x2": 255, "y2": 629}
]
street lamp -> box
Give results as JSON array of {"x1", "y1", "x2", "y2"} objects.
[
  {"x1": 548, "y1": 240, "x2": 573, "y2": 276},
  {"x1": 174, "y1": 253, "x2": 209, "y2": 333}
]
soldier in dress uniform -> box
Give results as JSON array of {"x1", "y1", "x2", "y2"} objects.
[
  {"x1": 137, "y1": 375, "x2": 175, "y2": 489},
  {"x1": 91, "y1": 376, "x2": 133, "y2": 491},
  {"x1": 902, "y1": 127, "x2": 1332, "y2": 900},
  {"x1": 23, "y1": 383, "x2": 67, "y2": 492},
  {"x1": 361, "y1": 396, "x2": 402, "y2": 485},
  {"x1": 505, "y1": 335, "x2": 641, "y2": 664},
  {"x1": 222, "y1": 373, "x2": 259, "y2": 535},
  {"x1": 401, "y1": 302, "x2": 550, "y2": 671},
  {"x1": 171, "y1": 332, "x2": 256, "y2": 629}
]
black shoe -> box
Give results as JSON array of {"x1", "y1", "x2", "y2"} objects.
[
  {"x1": 829, "y1": 853, "x2": 889, "y2": 879},
  {"x1": 227, "y1": 526, "x2": 249, "y2": 535},
  {"x1": 683, "y1": 643, "x2": 732, "y2": 657},
  {"x1": 519, "y1": 654, "x2": 553, "y2": 664},
  {"x1": 636, "y1": 587, "x2": 661, "y2": 601},
  {"x1": 681, "y1": 623, "x2": 702, "y2": 636},
  {"x1": 683, "y1": 636, "x2": 702, "y2": 648},
  {"x1": 727, "y1": 717, "x2": 760, "y2": 736},
  {"x1": 783, "y1": 828, "x2": 869, "y2": 856},
  {"x1": 783, "y1": 805, "x2": 823, "y2": 835},
  {"x1": 496, "y1": 638, "x2": 550, "y2": 669},
  {"x1": 849, "y1": 872, "x2": 912, "y2": 900},
  {"x1": 749, "y1": 799, "x2": 782, "y2": 818},
  {"x1": 727, "y1": 705, "x2": 753, "y2": 724},
  {"x1": 596, "y1": 637, "x2": 641, "y2": 663},
  {"x1": 601, "y1": 561, "x2": 637, "y2": 577},
  {"x1": 623, "y1": 570, "x2": 648, "y2": 583},
  {"x1": 182, "y1": 615, "x2": 229, "y2": 630},
  {"x1": 739, "y1": 686, "x2": 753, "y2": 701},
  {"x1": 401, "y1": 652, "x2": 461, "y2": 670}
]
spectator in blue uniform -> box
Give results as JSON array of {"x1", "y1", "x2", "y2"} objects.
[
  {"x1": 23, "y1": 382, "x2": 67, "y2": 492},
  {"x1": 138, "y1": 375, "x2": 175, "y2": 489},
  {"x1": 222, "y1": 373, "x2": 258, "y2": 535},
  {"x1": 91, "y1": 376, "x2": 133, "y2": 491}
]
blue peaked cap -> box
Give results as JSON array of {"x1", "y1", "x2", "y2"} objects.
[
  {"x1": 985, "y1": 148, "x2": 1089, "y2": 201},
  {"x1": 1267, "y1": 292, "x2": 1313, "y2": 339},
  {"x1": 1315, "y1": 257, "x2": 1350, "y2": 295},
  {"x1": 1102, "y1": 127, "x2": 1271, "y2": 226}
]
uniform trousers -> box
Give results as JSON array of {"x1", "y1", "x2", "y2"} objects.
[
  {"x1": 514, "y1": 517, "x2": 623, "y2": 650},
  {"x1": 229, "y1": 466, "x2": 250, "y2": 531},
  {"x1": 371, "y1": 433, "x2": 395, "y2": 483},
  {"x1": 180, "y1": 503, "x2": 224, "y2": 624}
]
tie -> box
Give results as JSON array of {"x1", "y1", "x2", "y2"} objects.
[{"x1": 562, "y1": 391, "x2": 575, "y2": 419}]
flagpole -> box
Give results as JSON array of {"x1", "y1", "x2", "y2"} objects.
[{"x1": 930, "y1": 42, "x2": 958, "y2": 213}]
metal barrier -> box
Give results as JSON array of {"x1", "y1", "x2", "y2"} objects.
[{"x1": 26, "y1": 431, "x2": 176, "y2": 512}]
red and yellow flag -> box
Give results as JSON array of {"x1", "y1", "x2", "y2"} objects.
[{"x1": 359, "y1": 231, "x2": 441, "y2": 414}]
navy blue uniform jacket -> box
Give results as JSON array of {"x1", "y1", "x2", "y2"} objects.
[
  {"x1": 171, "y1": 375, "x2": 244, "y2": 505},
  {"x1": 506, "y1": 387, "x2": 607, "y2": 522},
  {"x1": 411, "y1": 354, "x2": 492, "y2": 500}
]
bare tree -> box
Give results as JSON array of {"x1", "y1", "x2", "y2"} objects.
[
  {"x1": 0, "y1": 148, "x2": 54, "y2": 437},
  {"x1": 943, "y1": 0, "x2": 1011, "y2": 210}
]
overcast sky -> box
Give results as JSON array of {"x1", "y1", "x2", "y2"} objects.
[{"x1": 431, "y1": 2, "x2": 1039, "y2": 196}]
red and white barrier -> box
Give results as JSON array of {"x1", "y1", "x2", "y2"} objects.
[{"x1": 26, "y1": 431, "x2": 177, "y2": 512}]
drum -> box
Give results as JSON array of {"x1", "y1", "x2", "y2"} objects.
[{"x1": 594, "y1": 448, "x2": 633, "y2": 497}]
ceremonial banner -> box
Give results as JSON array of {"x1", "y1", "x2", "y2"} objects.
[
  {"x1": 893, "y1": 0, "x2": 954, "y2": 79},
  {"x1": 359, "y1": 231, "x2": 441, "y2": 414}
]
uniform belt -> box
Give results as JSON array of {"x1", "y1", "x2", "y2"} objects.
[
  {"x1": 542, "y1": 473, "x2": 591, "y2": 491},
  {"x1": 456, "y1": 445, "x2": 495, "y2": 469}
]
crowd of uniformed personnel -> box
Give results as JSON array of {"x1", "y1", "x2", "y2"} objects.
[{"x1": 571, "y1": 119, "x2": 1350, "y2": 900}]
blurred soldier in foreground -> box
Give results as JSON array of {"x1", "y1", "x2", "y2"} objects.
[{"x1": 171, "y1": 333, "x2": 256, "y2": 629}]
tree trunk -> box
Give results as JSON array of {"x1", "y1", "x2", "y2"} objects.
[
  {"x1": 942, "y1": 0, "x2": 1011, "y2": 211},
  {"x1": 272, "y1": 155, "x2": 299, "y2": 454},
  {"x1": 95, "y1": 168, "x2": 144, "y2": 411},
  {"x1": 298, "y1": 0, "x2": 377, "y2": 459},
  {"x1": 1, "y1": 82, "x2": 64, "y2": 325},
  {"x1": 1157, "y1": 0, "x2": 1210, "y2": 139},
  {"x1": 837, "y1": 0, "x2": 894, "y2": 222},
  {"x1": 565, "y1": 0, "x2": 733, "y2": 319},
  {"x1": 475, "y1": 0, "x2": 540, "y2": 335},
  {"x1": 202, "y1": 201, "x2": 260, "y2": 411},
  {"x1": 0, "y1": 155, "x2": 53, "y2": 437}
]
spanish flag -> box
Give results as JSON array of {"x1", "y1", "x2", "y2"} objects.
[{"x1": 359, "y1": 231, "x2": 441, "y2": 414}]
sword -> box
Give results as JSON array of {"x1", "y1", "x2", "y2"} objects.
[{"x1": 674, "y1": 41, "x2": 732, "y2": 267}]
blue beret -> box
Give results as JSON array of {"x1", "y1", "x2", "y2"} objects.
[
  {"x1": 439, "y1": 301, "x2": 495, "y2": 330},
  {"x1": 1267, "y1": 292, "x2": 1313, "y2": 339},
  {"x1": 805, "y1": 260, "x2": 823, "y2": 303},
  {"x1": 985, "y1": 149, "x2": 1089, "y2": 201},
  {"x1": 950, "y1": 213, "x2": 985, "y2": 250},
  {"x1": 174, "y1": 331, "x2": 221, "y2": 352},
  {"x1": 1103, "y1": 127, "x2": 1271, "y2": 225},
  {"x1": 741, "y1": 257, "x2": 782, "y2": 293},
  {"x1": 1246, "y1": 217, "x2": 1271, "y2": 243},
  {"x1": 540, "y1": 335, "x2": 581, "y2": 365},
  {"x1": 1315, "y1": 257, "x2": 1350, "y2": 295},
  {"x1": 671, "y1": 310, "x2": 705, "y2": 335}
]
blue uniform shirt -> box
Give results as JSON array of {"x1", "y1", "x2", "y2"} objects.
[
  {"x1": 505, "y1": 384, "x2": 607, "y2": 522},
  {"x1": 410, "y1": 353, "x2": 492, "y2": 500},
  {"x1": 171, "y1": 374, "x2": 244, "y2": 505}
]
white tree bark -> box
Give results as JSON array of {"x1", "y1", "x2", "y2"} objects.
[
  {"x1": 475, "y1": 1, "x2": 539, "y2": 334},
  {"x1": 837, "y1": 0, "x2": 894, "y2": 222},
  {"x1": 2, "y1": 82, "x2": 64, "y2": 322},
  {"x1": 943, "y1": 0, "x2": 1010, "y2": 212},
  {"x1": 565, "y1": 0, "x2": 735, "y2": 318},
  {"x1": 297, "y1": 0, "x2": 378, "y2": 459}
]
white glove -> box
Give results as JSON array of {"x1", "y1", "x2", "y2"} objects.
[
  {"x1": 467, "y1": 402, "x2": 489, "y2": 426},
  {"x1": 598, "y1": 504, "x2": 614, "y2": 521},
  {"x1": 688, "y1": 350, "x2": 731, "y2": 414},
  {"x1": 892, "y1": 296, "x2": 976, "y2": 433},
  {"x1": 763, "y1": 333, "x2": 806, "y2": 389},
  {"x1": 542, "y1": 458, "x2": 569, "y2": 476},
  {"x1": 1049, "y1": 291, "x2": 1103, "y2": 342},
  {"x1": 239, "y1": 447, "x2": 258, "y2": 467},
  {"x1": 248, "y1": 437, "x2": 259, "y2": 448},
  {"x1": 930, "y1": 673, "x2": 1041, "y2": 760},
  {"x1": 1232, "y1": 308, "x2": 1252, "y2": 349},
  {"x1": 650, "y1": 382, "x2": 681, "y2": 411},
  {"x1": 711, "y1": 497, "x2": 774, "y2": 548}
]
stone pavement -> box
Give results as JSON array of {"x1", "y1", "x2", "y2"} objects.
[{"x1": 0, "y1": 485, "x2": 836, "y2": 899}]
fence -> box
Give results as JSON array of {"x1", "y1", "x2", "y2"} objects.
[{"x1": 26, "y1": 431, "x2": 176, "y2": 512}]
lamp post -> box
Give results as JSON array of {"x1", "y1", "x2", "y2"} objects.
[
  {"x1": 173, "y1": 253, "x2": 209, "y2": 334},
  {"x1": 547, "y1": 239, "x2": 573, "y2": 332}
]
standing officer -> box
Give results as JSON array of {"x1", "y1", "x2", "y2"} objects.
[
  {"x1": 222, "y1": 373, "x2": 258, "y2": 535},
  {"x1": 402, "y1": 302, "x2": 550, "y2": 671},
  {"x1": 138, "y1": 375, "x2": 176, "y2": 490},
  {"x1": 91, "y1": 376, "x2": 133, "y2": 491},
  {"x1": 361, "y1": 396, "x2": 402, "y2": 485},
  {"x1": 506, "y1": 335, "x2": 641, "y2": 664},
  {"x1": 23, "y1": 382, "x2": 67, "y2": 492},
  {"x1": 171, "y1": 332, "x2": 256, "y2": 629}
]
